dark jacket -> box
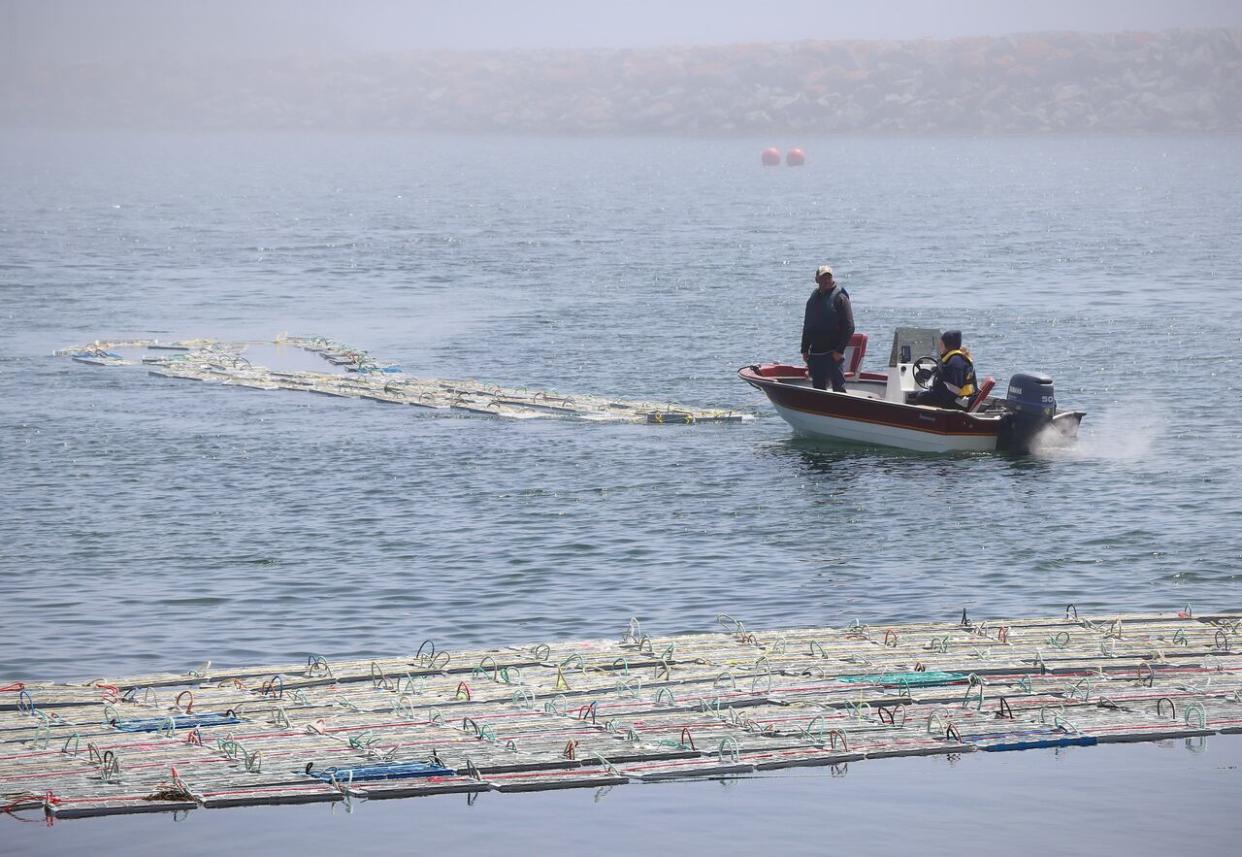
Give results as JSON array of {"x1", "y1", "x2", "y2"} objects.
[
  {"x1": 929, "y1": 349, "x2": 977, "y2": 408},
  {"x1": 801, "y1": 285, "x2": 855, "y2": 355}
]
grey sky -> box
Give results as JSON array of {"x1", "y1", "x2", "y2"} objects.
[{"x1": 5, "y1": 0, "x2": 1242, "y2": 64}]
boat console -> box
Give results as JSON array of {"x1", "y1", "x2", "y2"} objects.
[{"x1": 884, "y1": 327, "x2": 941, "y2": 404}]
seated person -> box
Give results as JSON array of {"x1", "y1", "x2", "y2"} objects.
[{"x1": 914, "y1": 330, "x2": 977, "y2": 409}]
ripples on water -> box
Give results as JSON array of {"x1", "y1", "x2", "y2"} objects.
[{"x1": 2, "y1": 132, "x2": 1240, "y2": 682}]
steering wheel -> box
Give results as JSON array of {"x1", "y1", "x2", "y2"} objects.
[{"x1": 912, "y1": 356, "x2": 940, "y2": 390}]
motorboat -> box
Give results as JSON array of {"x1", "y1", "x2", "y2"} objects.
[{"x1": 739, "y1": 327, "x2": 1084, "y2": 453}]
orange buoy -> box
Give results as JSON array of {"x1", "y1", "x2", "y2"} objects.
[
  {"x1": 786, "y1": 147, "x2": 806, "y2": 166},
  {"x1": 761, "y1": 147, "x2": 781, "y2": 166}
]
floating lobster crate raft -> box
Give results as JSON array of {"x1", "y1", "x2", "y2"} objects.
[
  {"x1": 55, "y1": 335, "x2": 752, "y2": 425},
  {"x1": 3, "y1": 608, "x2": 1240, "y2": 822}
]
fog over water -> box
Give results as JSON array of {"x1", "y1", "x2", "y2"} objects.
[
  {"x1": 4, "y1": 2, "x2": 1240, "y2": 133},
  {"x1": 5, "y1": 0, "x2": 1242, "y2": 59}
]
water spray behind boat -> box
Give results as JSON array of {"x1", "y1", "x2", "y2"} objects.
[{"x1": 1036, "y1": 399, "x2": 1164, "y2": 461}]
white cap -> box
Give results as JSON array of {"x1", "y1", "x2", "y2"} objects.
[{"x1": 815, "y1": 265, "x2": 833, "y2": 279}]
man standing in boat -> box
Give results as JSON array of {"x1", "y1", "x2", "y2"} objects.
[
  {"x1": 914, "y1": 329, "x2": 977, "y2": 409},
  {"x1": 801, "y1": 265, "x2": 855, "y2": 393}
]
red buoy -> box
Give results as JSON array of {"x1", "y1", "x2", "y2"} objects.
[
  {"x1": 761, "y1": 147, "x2": 781, "y2": 166},
  {"x1": 786, "y1": 147, "x2": 806, "y2": 166}
]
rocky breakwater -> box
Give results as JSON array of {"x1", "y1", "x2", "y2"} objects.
[{"x1": 5, "y1": 29, "x2": 1240, "y2": 133}]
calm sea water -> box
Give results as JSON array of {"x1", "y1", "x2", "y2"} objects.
[{"x1": 2, "y1": 131, "x2": 1240, "y2": 853}]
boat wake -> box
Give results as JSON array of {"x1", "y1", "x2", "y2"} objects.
[
  {"x1": 1034, "y1": 399, "x2": 1163, "y2": 462},
  {"x1": 56, "y1": 335, "x2": 753, "y2": 425}
]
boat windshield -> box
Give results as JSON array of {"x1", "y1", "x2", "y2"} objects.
[{"x1": 888, "y1": 327, "x2": 940, "y2": 366}]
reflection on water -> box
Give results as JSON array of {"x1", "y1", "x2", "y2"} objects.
[
  {"x1": 765, "y1": 436, "x2": 990, "y2": 484},
  {"x1": 6, "y1": 738, "x2": 1239, "y2": 855}
]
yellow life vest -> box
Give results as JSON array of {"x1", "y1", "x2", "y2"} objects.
[{"x1": 940, "y1": 348, "x2": 977, "y2": 397}]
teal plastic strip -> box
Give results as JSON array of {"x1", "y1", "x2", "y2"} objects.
[{"x1": 838, "y1": 671, "x2": 967, "y2": 687}]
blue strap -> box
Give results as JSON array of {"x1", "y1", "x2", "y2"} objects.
[
  {"x1": 113, "y1": 712, "x2": 241, "y2": 732},
  {"x1": 305, "y1": 761, "x2": 455, "y2": 782}
]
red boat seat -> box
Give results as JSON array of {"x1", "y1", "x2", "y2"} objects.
[
  {"x1": 756, "y1": 332, "x2": 868, "y2": 382},
  {"x1": 842, "y1": 333, "x2": 868, "y2": 378},
  {"x1": 966, "y1": 376, "x2": 996, "y2": 413},
  {"x1": 753, "y1": 363, "x2": 807, "y2": 378}
]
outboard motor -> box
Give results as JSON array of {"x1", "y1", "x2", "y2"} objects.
[{"x1": 998, "y1": 372, "x2": 1057, "y2": 454}]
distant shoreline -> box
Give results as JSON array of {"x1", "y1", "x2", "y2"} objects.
[{"x1": 3, "y1": 29, "x2": 1239, "y2": 134}]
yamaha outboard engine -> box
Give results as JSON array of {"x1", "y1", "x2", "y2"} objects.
[{"x1": 998, "y1": 372, "x2": 1057, "y2": 454}]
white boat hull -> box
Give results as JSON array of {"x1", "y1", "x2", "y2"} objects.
[{"x1": 771, "y1": 401, "x2": 1000, "y2": 453}]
